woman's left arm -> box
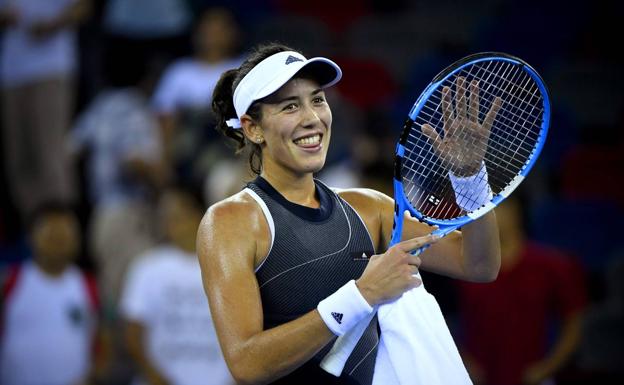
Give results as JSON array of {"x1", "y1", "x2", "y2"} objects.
[
  {"x1": 339, "y1": 188, "x2": 500, "y2": 282},
  {"x1": 378, "y1": 191, "x2": 500, "y2": 282},
  {"x1": 430, "y1": 212, "x2": 501, "y2": 282}
]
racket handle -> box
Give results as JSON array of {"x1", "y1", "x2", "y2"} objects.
[{"x1": 320, "y1": 311, "x2": 376, "y2": 376}]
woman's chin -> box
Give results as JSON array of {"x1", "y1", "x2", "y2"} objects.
[{"x1": 298, "y1": 158, "x2": 326, "y2": 175}]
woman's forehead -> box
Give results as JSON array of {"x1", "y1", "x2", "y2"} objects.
[{"x1": 267, "y1": 77, "x2": 323, "y2": 101}]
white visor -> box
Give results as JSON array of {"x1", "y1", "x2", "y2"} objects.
[{"x1": 228, "y1": 51, "x2": 342, "y2": 129}]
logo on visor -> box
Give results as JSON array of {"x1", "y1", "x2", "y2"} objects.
[{"x1": 285, "y1": 55, "x2": 303, "y2": 65}]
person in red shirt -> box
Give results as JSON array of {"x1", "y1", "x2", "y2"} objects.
[{"x1": 456, "y1": 196, "x2": 587, "y2": 385}]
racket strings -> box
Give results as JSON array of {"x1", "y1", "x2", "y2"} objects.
[
  {"x1": 432, "y1": 70, "x2": 526, "y2": 217},
  {"x1": 429, "y1": 63, "x2": 540, "y2": 218},
  {"x1": 404, "y1": 65, "x2": 528, "y2": 208},
  {"x1": 406, "y1": 68, "x2": 540, "y2": 182},
  {"x1": 401, "y1": 59, "x2": 545, "y2": 220},
  {"x1": 420, "y1": 62, "x2": 542, "y2": 128},
  {"x1": 404, "y1": 118, "x2": 535, "y2": 182},
  {"x1": 420, "y1": 62, "x2": 541, "y2": 128},
  {"x1": 429, "y1": 61, "x2": 540, "y2": 164},
  {"x1": 417, "y1": 64, "x2": 543, "y2": 154}
]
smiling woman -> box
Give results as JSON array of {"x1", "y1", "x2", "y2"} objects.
[
  {"x1": 251, "y1": 77, "x2": 332, "y2": 177},
  {"x1": 211, "y1": 44, "x2": 339, "y2": 176},
  {"x1": 197, "y1": 43, "x2": 500, "y2": 385}
]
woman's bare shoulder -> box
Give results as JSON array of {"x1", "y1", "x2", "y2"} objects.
[
  {"x1": 203, "y1": 190, "x2": 260, "y2": 222},
  {"x1": 197, "y1": 189, "x2": 270, "y2": 270}
]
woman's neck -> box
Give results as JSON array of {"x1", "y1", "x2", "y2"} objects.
[{"x1": 260, "y1": 168, "x2": 319, "y2": 208}]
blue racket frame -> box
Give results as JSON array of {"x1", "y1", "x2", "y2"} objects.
[{"x1": 390, "y1": 53, "x2": 551, "y2": 247}]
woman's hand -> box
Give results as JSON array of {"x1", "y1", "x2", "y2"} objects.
[
  {"x1": 356, "y1": 234, "x2": 440, "y2": 306},
  {"x1": 422, "y1": 77, "x2": 502, "y2": 177}
]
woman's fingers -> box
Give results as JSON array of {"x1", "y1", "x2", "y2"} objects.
[
  {"x1": 483, "y1": 97, "x2": 502, "y2": 133},
  {"x1": 455, "y1": 76, "x2": 467, "y2": 120},
  {"x1": 441, "y1": 86, "x2": 452, "y2": 125},
  {"x1": 421, "y1": 123, "x2": 442, "y2": 154},
  {"x1": 468, "y1": 80, "x2": 480, "y2": 124},
  {"x1": 396, "y1": 234, "x2": 440, "y2": 254}
]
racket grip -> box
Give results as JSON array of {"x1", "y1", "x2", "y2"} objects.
[{"x1": 320, "y1": 311, "x2": 376, "y2": 376}]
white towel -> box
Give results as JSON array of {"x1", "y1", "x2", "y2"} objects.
[
  {"x1": 373, "y1": 283, "x2": 472, "y2": 385},
  {"x1": 321, "y1": 274, "x2": 473, "y2": 385}
]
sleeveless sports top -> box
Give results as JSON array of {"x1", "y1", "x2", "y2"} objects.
[{"x1": 245, "y1": 177, "x2": 378, "y2": 385}]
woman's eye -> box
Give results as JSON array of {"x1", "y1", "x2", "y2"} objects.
[
  {"x1": 313, "y1": 97, "x2": 325, "y2": 104},
  {"x1": 283, "y1": 103, "x2": 297, "y2": 111}
]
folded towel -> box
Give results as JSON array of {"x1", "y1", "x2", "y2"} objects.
[
  {"x1": 373, "y1": 285, "x2": 472, "y2": 385},
  {"x1": 321, "y1": 275, "x2": 472, "y2": 385}
]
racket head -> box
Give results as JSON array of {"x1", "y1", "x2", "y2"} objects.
[{"x1": 393, "y1": 52, "x2": 550, "y2": 236}]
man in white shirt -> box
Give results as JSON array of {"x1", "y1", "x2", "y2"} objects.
[
  {"x1": 121, "y1": 187, "x2": 234, "y2": 385},
  {"x1": 0, "y1": 203, "x2": 101, "y2": 385}
]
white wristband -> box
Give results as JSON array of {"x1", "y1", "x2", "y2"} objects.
[
  {"x1": 449, "y1": 162, "x2": 493, "y2": 212},
  {"x1": 317, "y1": 280, "x2": 374, "y2": 336}
]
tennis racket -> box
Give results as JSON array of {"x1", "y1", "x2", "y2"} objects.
[{"x1": 321, "y1": 52, "x2": 550, "y2": 375}]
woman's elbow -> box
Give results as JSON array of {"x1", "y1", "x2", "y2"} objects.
[
  {"x1": 230, "y1": 367, "x2": 273, "y2": 385},
  {"x1": 228, "y1": 362, "x2": 256, "y2": 385},
  {"x1": 477, "y1": 267, "x2": 499, "y2": 282},
  {"x1": 467, "y1": 261, "x2": 500, "y2": 282},
  {"x1": 230, "y1": 371, "x2": 258, "y2": 385},
  {"x1": 226, "y1": 352, "x2": 269, "y2": 385}
]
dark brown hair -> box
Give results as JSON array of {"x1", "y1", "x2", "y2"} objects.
[{"x1": 211, "y1": 42, "x2": 300, "y2": 175}]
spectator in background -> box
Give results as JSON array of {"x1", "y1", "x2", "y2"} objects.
[
  {"x1": 102, "y1": 0, "x2": 192, "y2": 66},
  {"x1": 121, "y1": 186, "x2": 234, "y2": 385},
  {"x1": 152, "y1": 6, "x2": 243, "y2": 191},
  {"x1": 0, "y1": 0, "x2": 91, "y2": 226},
  {"x1": 456, "y1": 196, "x2": 587, "y2": 385},
  {"x1": 0, "y1": 203, "x2": 103, "y2": 385},
  {"x1": 67, "y1": 53, "x2": 166, "y2": 315},
  {"x1": 576, "y1": 253, "x2": 624, "y2": 383}
]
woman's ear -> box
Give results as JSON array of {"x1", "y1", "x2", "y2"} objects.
[{"x1": 241, "y1": 115, "x2": 264, "y2": 144}]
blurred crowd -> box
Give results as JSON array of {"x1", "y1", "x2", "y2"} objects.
[{"x1": 1, "y1": 1, "x2": 623, "y2": 385}]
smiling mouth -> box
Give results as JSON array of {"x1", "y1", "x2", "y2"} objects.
[{"x1": 293, "y1": 134, "x2": 322, "y2": 146}]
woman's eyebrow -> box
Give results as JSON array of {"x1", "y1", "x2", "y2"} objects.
[
  {"x1": 272, "y1": 95, "x2": 299, "y2": 105},
  {"x1": 268, "y1": 89, "x2": 323, "y2": 105}
]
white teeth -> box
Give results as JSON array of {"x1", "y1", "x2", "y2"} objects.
[{"x1": 294, "y1": 134, "x2": 321, "y2": 146}]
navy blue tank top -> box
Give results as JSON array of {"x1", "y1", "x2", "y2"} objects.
[{"x1": 245, "y1": 177, "x2": 378, "y2": 385}]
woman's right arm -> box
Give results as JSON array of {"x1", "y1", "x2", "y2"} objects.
[
  {"x1": 197, "y1": 194, "x2": 436, "y2": 385},
  {"x1": 197, "y1": 196, "x2": 336, "y2": 385}
]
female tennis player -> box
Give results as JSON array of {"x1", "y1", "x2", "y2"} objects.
[{"x1": 197, "y1": 43, "x2": 500, "y2": 385}]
